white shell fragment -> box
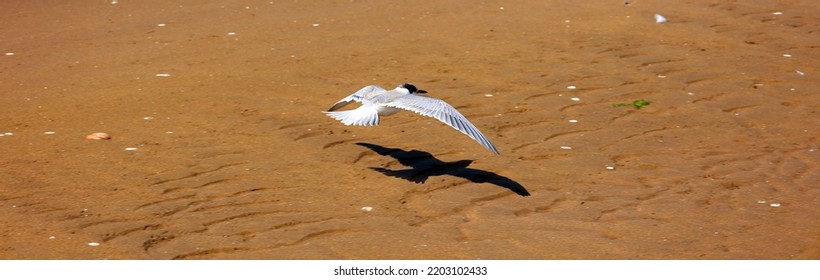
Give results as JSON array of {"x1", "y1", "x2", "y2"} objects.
[
  {"x1": 155, "y1": 73, "x2": 171, "y2": 77},
  {"x1": 361, "y1": 206, "x2": 373, "y2": 212},
  {"x1": 566, "y1": 85, "x2": 577, "y2": 90},
  {"x1": 44, "y1": 131, "x2": 56, "y2": 135},
  {"x1": 560, "y1": 146, "x2": 573, "y2": 150},
  {"x1": 605, "y1": 166, "x2": 615, "y2": 170},
  {"x1": 88, "y1": 242, "x2": 100, "y2": 247},
  {"x1": 570, "y1": 97, "x2": 581, "y2": 101},
  {"x1": 5, "y1": 52, "x2": 14, "y2": 56},
  {"x1": 124, "y1": 147, "x2": 138, "y2": 151},
  {"x1": 86, "y1": 132, "x2": 111, "y2": 140},
  {"x1": 654, "y1": 14, "x2": 668, "y2": 23},
  {"x1": 769, "y1": 203, "x2": 781, "y2": 208}
]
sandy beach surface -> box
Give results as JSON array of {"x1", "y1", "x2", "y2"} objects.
[{"x1": 1, "y1": 0, "x2": 818, "y2": 259}]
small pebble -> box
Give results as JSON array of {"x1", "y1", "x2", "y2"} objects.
[
  {"x1": 155, "y1": 73, "x2": 171, "y2": 77},
  {"x1": 560, "y1": 146, "x2": 572, "y2": 150},
  {"x1": 311, "y1": 23, "x2": 320, "y2": 27},
  {"x1": 44, "y1": 131, "x2": 56, "y2": 135},
  {"x1": 570, "y1": 97, "x2": 581, "y2": 101},
  {"x1": 484, "y1": 94, "x2": 493, "y2": 97},
  {"x1": 772, "y1": 12, "x2": 782, "y2": 15},
  {"x1": 757, "y1": 200, "x2": 767, "y2": 204},
  {"x1": 88, "y1": 242, "x2": 100, "y2": 247},
  {"x1": 5, "y1": 52, "x2": 14, "y2": 56},
  {"x1": 769, "y1": 203, "x2": 781, "y2": 208},
  {"x1": 782, "y1": 54, "x2": 792, "y2": 57},
  {"x1": 227, "y1": 32, "x2": 236, "y2": 36},
  {"x1": 157, "y1": 23, "x2": 166, "y2": 27},
  {"x1": 4, "y1": 132, "x2": 13, "y2": 136},
  {"x1": 568, "y1": 119, "x2": 578, "y2": 123},
  {"x1": 654, "y1": 14, "x2": 667, "y2": 23},
  {"x1": 361, "y1": 206, "x2": 373, "y2": 212},
  {"x1": 605, "y1": 166, "x2": 615, "y2": 170},
  {"x1": 86, "y1": 132, "x2": 111, "y2": 140},
  {"x1": 795, "y1": 70, "x2": 804, "y2": 76},
  {"x1": 566, "y1": 85, "x2": 577, "y2": 90},
  {"x1": 49, "y1": 236, "x2": 56, "y2": 240},
  {"x1": 124, "y1": 147, "x2": 138, "y2": 151}
]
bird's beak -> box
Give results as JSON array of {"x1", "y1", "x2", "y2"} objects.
[{"x1": 416, "y1": 89, "x2": 428, "y2": 94}]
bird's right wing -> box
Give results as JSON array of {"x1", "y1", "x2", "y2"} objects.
[{"x1": 326, "y1": 85, "x2": 384, "y2": 111}]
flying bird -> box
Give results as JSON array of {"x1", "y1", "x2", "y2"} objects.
[{"x1": 323, "y1": 83, "x2": 499, "y2": 154}]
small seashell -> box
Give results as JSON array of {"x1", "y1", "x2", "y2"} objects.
[
  {"x1": 86, "y1": 132, "x2": 111, "y2": 140},
  {"x1": 654, "y1": 14, "x2": 667, "y2": 23}
]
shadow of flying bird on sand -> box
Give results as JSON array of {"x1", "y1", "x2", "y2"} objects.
[{"x1": 356, "y1": 143, "x2": 530, "y2": 196}]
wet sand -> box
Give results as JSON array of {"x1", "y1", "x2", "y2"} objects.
[{"x1": 1, "y1": 0, "x2": 818, "y2": 259}]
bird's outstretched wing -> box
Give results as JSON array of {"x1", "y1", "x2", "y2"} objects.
[
  {"x1": 384, "y1": 94, "x2": 499, "y2": 154},
  {"x1": 326, "y1": 85, "x2": 384, "y2": 111}
]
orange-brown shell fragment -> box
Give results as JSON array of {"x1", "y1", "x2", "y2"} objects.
[{"x1": 85, "y1": 132, "x2": 111, "y2": 140}]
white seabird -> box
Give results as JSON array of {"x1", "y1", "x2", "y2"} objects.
[{"x1": 323, "y1": 83, "x2": 499, "y2": 154}]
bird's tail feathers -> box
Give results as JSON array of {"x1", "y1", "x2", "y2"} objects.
[{"x1": 323, "y1": 109, "x2": 380, "y2": 126}]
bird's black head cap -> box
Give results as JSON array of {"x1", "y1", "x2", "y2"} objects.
[{"x1": 400, "y1": 83, "x2": 427, "y2": 94}]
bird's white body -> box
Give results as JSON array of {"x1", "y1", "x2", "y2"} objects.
[{"x1": 323, "y1": 84, "x2": 499, "y2": 154}]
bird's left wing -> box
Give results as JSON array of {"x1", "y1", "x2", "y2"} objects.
[
  {"x1": 385, "y1": 94, "x2": 499, "y2": 154},
  {"x1": 326, "y1": 85, "x2": 384, "y2": 111}
]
